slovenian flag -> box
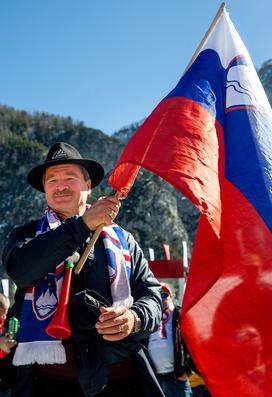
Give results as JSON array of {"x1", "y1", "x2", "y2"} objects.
[{"x1": 109, "y1": 4, "x2": 272, "y2": 396}]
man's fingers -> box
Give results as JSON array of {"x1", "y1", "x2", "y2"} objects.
[
  {"x1": 98, "y1": 306, "x2": 125, "y2": 322},
  {"x1": 82, "y1": 195, "x2": 121, "y2": 229},
  {"x1": 96, "y1": 322, "x2": 128, "y2": 334},
  {"x1": 96, "y1": 321, "x2": 131, "y2": 341},
  {"x1": 96, "y1": 311, "x2": 127, "y2": 330},
  {"x1": 95, "y1": 306, "x2": 135, "y2": 341}
]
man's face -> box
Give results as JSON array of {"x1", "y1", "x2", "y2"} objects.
[
  {"x1": 161, "y1": 288, "x2": 172, "y2": 310},
  {"x1": 44, "y1": 164, "x2": 91, "y2": 219}
]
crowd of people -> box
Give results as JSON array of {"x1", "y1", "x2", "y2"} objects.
[{"x1": 0, "y1": 142, "x2": 211, "y2": 397}]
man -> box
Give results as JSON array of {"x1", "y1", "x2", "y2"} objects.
[
  {"x1": 148, "y1": 283, "x2": 192, "y2": 397},
  {"x1": 2, "y1": 142, "x2": 164, "y2": 397}
]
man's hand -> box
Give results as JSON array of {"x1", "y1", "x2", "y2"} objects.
[
  {"x1": 95, "y1": 306, "x2": 135, "y2": 341},
  {"x1": 82, "y1": 195, "x2": 121, "y2": 230},
  {"x1": 0, "y1": 334, "x2": 17, "y2": 353}
]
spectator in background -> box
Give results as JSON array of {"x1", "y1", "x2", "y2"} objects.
[
  {"x1": 0, "y1": 294, "x2": 16, "y2": 355},
  {"x1": 0, "y1": 293, "x2": 17, "y2": 397},
  {"x1": 0, "y1": 294, "x2": 9, "y2": 333},
  {"x1": 148, "y1": 282, "x2": 192, "y2": 397}
]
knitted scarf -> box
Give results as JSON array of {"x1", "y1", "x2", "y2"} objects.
[
  {"x1": 13, "y1": 208, "x2": 132, "y2": 366},
  {"x1": 161, "y1": 301, "x2": 175, "y2": 338},
  {"x1": 101, "y1": 224, "x2": 133, "y2": 308}
]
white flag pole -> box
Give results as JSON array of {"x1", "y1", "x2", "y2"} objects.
[
  {"x1": 148, "y1": 248, "x2": 155, "y2": 261},
  {"x1": 178, "y1": 240, "x2": 188, "y2": 303},
  {"x1": 182, "y1": 240, "x2": 188, "y2": 270},
  {"x1": 1, "y1": 278, "x2": 9, "y2": 298},
  {"x1": 182, "y1": 2, "x2": 226, "y2": 76}
]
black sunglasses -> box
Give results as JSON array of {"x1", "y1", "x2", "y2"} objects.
[{"x1": 161, "y1": 292, "x2": 169, "y2": 299}]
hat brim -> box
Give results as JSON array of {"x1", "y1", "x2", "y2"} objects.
[
  {"x1": 161, "y1": 282, "x2": 172, "y2": 295},
  {"x1": 27, "y1": 158, "x2": 104, "y2": 192}
]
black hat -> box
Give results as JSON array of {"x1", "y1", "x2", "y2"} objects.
[{"x1": 27, "y1": 142, "x2": 104, "y2": 192}]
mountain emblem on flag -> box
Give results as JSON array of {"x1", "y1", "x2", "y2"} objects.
[{"x1": 226, "y1": 54, "x2": 269, "y2": 111}]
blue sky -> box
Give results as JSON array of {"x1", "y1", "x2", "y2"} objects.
[{"x1": 0, "y1": 0, "x2": 271, "y2": 135}]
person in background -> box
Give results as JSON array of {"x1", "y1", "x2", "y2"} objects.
[
  {"x1": 0, "y1": 293, "x2": 10, "y2": 353},
  {"x1": 2, "y1": 142, "x2": 164, "y2": 397},
  {"x1": 0, "y1": 293, "x2": 17, "y2": 397},
  {"x1": 148, "y1": 282, "x2": 192, "y2": 397},
  {"x1": 0, "y1": 293, "x2": 17, "y2": 355}
]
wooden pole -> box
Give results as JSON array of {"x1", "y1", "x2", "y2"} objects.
[
  {"x1": 182, "y1": 2, "x2": 226, "y2": 76},
  {"x1": 74, "y1": 191, "x2": 123, "y2": 274},
  {"x1": 74, "y1": 226, "x2": 103, "y2": 274}
]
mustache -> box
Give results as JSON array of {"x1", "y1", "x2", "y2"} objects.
[{"x1": 53, "y1": 189, "x2": 73, "y2": 197}]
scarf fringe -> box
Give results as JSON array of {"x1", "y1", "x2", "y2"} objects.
[{"x1": 13, "y1": 340, "x2": 66, "y2": 366}]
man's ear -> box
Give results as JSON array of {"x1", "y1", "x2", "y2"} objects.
[{"x1": 87, "y1": 180, "x2": 91, "y2": 193}]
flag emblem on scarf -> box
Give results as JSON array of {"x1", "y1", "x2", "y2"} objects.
[
  {"x1": 109, "y1": 4, "x2": 272, "y2": 396},
  {"x1": 33, "y1": 277, "x2": 58, "y2": 320}
]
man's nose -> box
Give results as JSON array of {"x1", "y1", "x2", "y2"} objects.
[{"x1": 55, "y1": 182, "x2": 69, "y2": 191}]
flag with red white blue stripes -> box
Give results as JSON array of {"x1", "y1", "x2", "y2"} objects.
[{"x1": 109, "y1": 5, "x2": 272, "y2": 396}]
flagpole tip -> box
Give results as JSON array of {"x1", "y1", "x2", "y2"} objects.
[{"x1": 221, "y1": 2, "x2": 226, "y2": 11}]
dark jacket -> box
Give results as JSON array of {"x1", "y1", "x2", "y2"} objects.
[
  {"x1": 2, "y1": 216, "x2": 164, "y2": 397},
  {"x1": 172, "y1": 306, "x2": 190, "y2": 377}
]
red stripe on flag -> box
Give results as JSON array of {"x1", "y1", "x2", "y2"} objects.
[{"x1": 109, "y1": 97, "x2": 225, "y2": 237}]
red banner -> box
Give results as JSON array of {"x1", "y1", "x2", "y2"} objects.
[{"x1": 148, "y1": 259, "x2": 184, "y2": 278}]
